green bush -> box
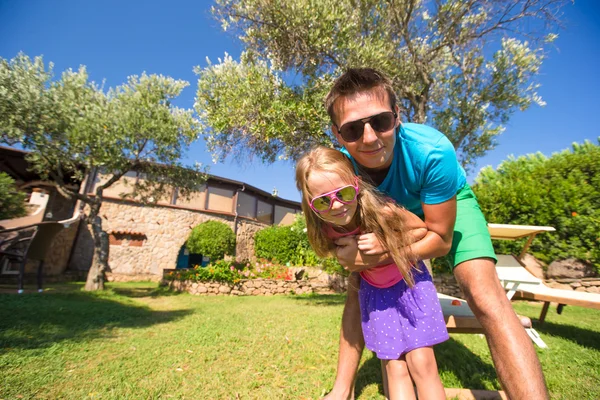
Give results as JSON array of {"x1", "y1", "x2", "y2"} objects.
[
  {"x1": 254, "y1": 214, "x2": 346, "y2": 275},
  {"x1": 186, "y1": 220, "x2": 235, "y2": 261},
  {"x1": 164, "y1": 259, "x2": 293, "y2": 283},
  {"x1": 0, "y1": 172, "x2": 27, "y2": 220},
  {"x1": 254, "y1": 224, "x2": 299, "y2": 264},
  {"x1": 472, "y1": 139, "x2": 600, "y2": 272}
]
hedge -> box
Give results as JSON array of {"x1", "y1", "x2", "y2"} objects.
[{"x1": 472, "y1": 139, "x2": 599, "y2": 272}]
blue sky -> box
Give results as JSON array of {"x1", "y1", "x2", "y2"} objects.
[{"x1": 1, "y1": 0, "x2": 599, "y2": 202}]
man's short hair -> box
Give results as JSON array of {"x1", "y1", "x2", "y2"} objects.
[{"x1": 325, "y1": 68, "x2": 397, "y2": 125}]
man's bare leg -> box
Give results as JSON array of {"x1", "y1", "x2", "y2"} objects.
[
  {"x1": 323, "y1": 273, "x2": 364, "y2": 400},
  {"x1": 381, "y1": 360, "x2": 389, "y2": 398},
  {"x1": 454, "y1": 258, "x2": 549, "y2": 399}
]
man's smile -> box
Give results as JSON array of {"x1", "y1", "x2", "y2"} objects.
[{"x1": 360, "y1": 147, "x2": 384, "y2": 155}]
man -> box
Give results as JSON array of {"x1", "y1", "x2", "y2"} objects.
[{"x1": 323, "y1": 68, "x2": 548, "y2": 399}]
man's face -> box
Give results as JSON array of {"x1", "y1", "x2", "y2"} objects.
[{"x1": 332, "y1": 91, "x2": 399, "y2": 170}]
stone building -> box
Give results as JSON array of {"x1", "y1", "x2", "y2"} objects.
[
  {"x1": 0, "y1": 146, "x2": 301, "y2": 281},
  {"x1": 0, "y1": 146, "x2": 81, "y2": 278}
]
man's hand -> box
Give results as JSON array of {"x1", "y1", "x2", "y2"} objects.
[
  {"x1": 335, "y1": 236, "x2": 389, "y2": 272},
  {"x1": 408, "y1": 227, "x2": 428, "y2": 243},
  {"x1": 357, "y1": 233, "x2": 388, "y2": 255}
]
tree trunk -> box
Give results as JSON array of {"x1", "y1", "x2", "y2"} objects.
[{"x1": 84, "y1": 204, "x2": 110, "y2": 291}]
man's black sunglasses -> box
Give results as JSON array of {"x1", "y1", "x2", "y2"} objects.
[{"x1": 334, "y1": 111, "x2": 397, "y2": 143}]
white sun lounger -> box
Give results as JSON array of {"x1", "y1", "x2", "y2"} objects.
[
  {"x1": 436, "y1": 292, "x2": 543, "y2": 349},
  {"x1": 438, "y1": 293, "x2": 486, "y2": 334},
  {"x1": 489, "y1": 223, "x2": 600, "y2": 324}
]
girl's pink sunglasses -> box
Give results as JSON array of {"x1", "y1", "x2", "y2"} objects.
[{"x1": 309, "y1": 178, "x2": 359, "y2": 214}]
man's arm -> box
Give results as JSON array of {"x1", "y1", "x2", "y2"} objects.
[
  {"x1": 409, "y1": 196, "x2": 457, "y2": 260},
  {"x1": 337, "y1": 198, "x2": 454, "y2": 271}
]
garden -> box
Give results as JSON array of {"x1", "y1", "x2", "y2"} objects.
[
  {"x1": 162, "y1": 216, "x2": 348, "y2": 297},
  {"x1": 1, "y1": 282, "x2": 598, "y2": 399},
  {"x1": 1, "y1": 138, "x2": 599, "y2": 399},
  {"x1": 1, "y1": 2, "x2": 599, "y2": 397}
]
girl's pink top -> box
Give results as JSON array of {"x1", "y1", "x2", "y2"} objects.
[{"x1": 324, "y1": 225, "x2": 403, "y2": 288}]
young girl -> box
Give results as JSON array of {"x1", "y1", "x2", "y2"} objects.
[{"x1": 296, "y1": 146, "x2": 448, "y2": 400}]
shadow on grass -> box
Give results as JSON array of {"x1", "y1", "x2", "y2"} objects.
[
  {"x1": 435, "y1": 338, "x2": 501, "y2": 390},
  {"x1": 354, "y1": 353, "x2": 384, "y2": 398},
  {"x1": 0, "y1": 288, "x2": 191, "y2": 351},
  {"x1": 109, "y1": 284, "x2": 185, "y2": 298},
  {"x1": 352, "y1": 338, "x2": 500, "y2": 398},
  {"x1": 288, "y1": 293, "x2": 347, "y2": 307},
  {"x1": 0, "y1": 282, "x2": 85, "y2": 294},
  {"x1": 534, "y1": 320, "x2": 600, "y2": 351}
]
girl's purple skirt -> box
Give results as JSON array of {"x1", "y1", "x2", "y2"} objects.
[{"x1": 358, "y1": 264, "x2": 449, "y2": 360}]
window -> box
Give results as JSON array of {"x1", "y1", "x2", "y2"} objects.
[
  {"x1": 109, "y1": 234, "x2": 123, "y2": 246},
  {"x1": 207, "y1": 186, "x2": 234, "y2": 212},
  {"x1": 108, "y1": 232, "x2": 146, "y2": 247},
  {"x1": 257, "y1": 200, "x2": 273, "y2": 224},
  {"x1": 237, "y1": 192, "x2": 257, "y2": 218},
  {"x1": 274, "y1": 205, "x2": 297, "y2": 225}
]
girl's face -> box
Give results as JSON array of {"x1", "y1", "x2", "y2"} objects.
[{"x1": 306, "y1": 170, "x2": 359, "y2": 227}]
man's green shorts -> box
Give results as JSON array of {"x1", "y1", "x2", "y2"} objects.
[{"x1": 446, "y1": 184, "x2": 497, "y2": 268}]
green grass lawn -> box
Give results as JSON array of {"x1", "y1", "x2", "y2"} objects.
[{"x1": 1, "y1": 282, "x2": 599, "y2": 399}]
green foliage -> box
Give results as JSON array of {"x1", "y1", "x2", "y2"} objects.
[
  {"x1": 0, "y1": 53, "x2": 208, "y2": 290},
  {"x1": 0, "y1": 53, "x2": 208, "y2": 202},
  {"x1": 197, "y1": 0, "x2": 567, "y2": 170},
  {"x1": 166, "y1": 260, "x2": 244, "y2": 283},
  {"x1": 186, "y1": 220, "x2": 236, "y2": 261},
  {"x1": 473, "y1": 139, "x2": 600, "y2": 271},
  {"x1": 164, "y1": 259, "x2": 292, "y2": 283},
  {"x1": 254, "y1": 214, "x2": 346, "y2": 275},
  {"x1": 255, "y1": 214, "x2": 314, "y2": 264},
  {"x1": 0, "y1": 172, "x2": 27, "y2": 220},
  {"x1": 255, "y1": 224, "x2": 300, "y2": 264}
]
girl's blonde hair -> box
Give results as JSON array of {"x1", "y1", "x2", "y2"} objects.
[{"x1": 295, "y1": 146, "x2": 417, "y2": 286}]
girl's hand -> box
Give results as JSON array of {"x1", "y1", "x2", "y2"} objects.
[
  {"x1": 357, "y1": 233, "x2": 388, "y2": 255},
  {"x1": 334, "y1": 236, "x2": 384, "y2": 272}
]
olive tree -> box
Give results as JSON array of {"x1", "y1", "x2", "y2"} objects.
[
  {"x1": 0, "y1": 54, "x2": 207, "y2": 290},
  {"x1": 196, "y1": 0, "x2": 568, "y2": 169}
]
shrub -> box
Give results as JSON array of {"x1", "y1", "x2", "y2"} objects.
[
  {"x1": 186, "y1": 220, "x2": 236, "y2": 261},
  {"x1": 0, "y1": 172, "x2": 27, "y2": 220},
  {"x1": 165, "y1": 259, "x2": 292, "y2": 283},
  {"x1": 254, "y1": 214, "x2": 346, "y2": 274},
  {"x1": 254, "y1": 224, "x2": 299, "y2": 264},
  {"x1": 472, "y1": 139, "x2": 600, "y2": 272}
]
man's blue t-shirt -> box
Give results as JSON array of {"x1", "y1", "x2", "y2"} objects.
[{"x1": 342, "y1": 123, "x2": 467, "y2": 217}]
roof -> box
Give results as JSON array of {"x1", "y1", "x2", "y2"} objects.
[
  {"x1": 0, "y1": 145, "x2": 81, "y2": 185},
  {"x1": 206, "y1": 175, "x2": 300, "y2": 208},
  {"x1": 1, "y1": 145, "x2": 300, "y2": 208}
]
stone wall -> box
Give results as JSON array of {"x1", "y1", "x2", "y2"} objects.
[
  {"x1": 433, "y1": 274, "x2": 464, "y2": 298},
  {"x1": 165, "y1": 278, "x2": 335, "y2": 296},
  {"x1": 234, "y1": 219, "x2": 266, "y2": 261},
  {"x1": 106, "y1": 272, "x2": 162, "y2": 283},
  {"x1": 43, "y1": 221, "x2": 80, "y2": 275},
  {"x1": 164, "y1": 267, "x2": 464, "y2": 297},
  {"x1": 164, "y1": 270, "x2": 349, "y2": 296},
  {"x1": 68, "y1": 199, "x2": 270, "y2": 277},
  {"x1": 162, "y1": 269, "x2": 600, "y2": 299},
  {"x1": 1, "y1": 220, "x2": 80, "y2": 276},
  {"x1": 545, "y1": 277, "x2": 600, "y2": 293}
]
